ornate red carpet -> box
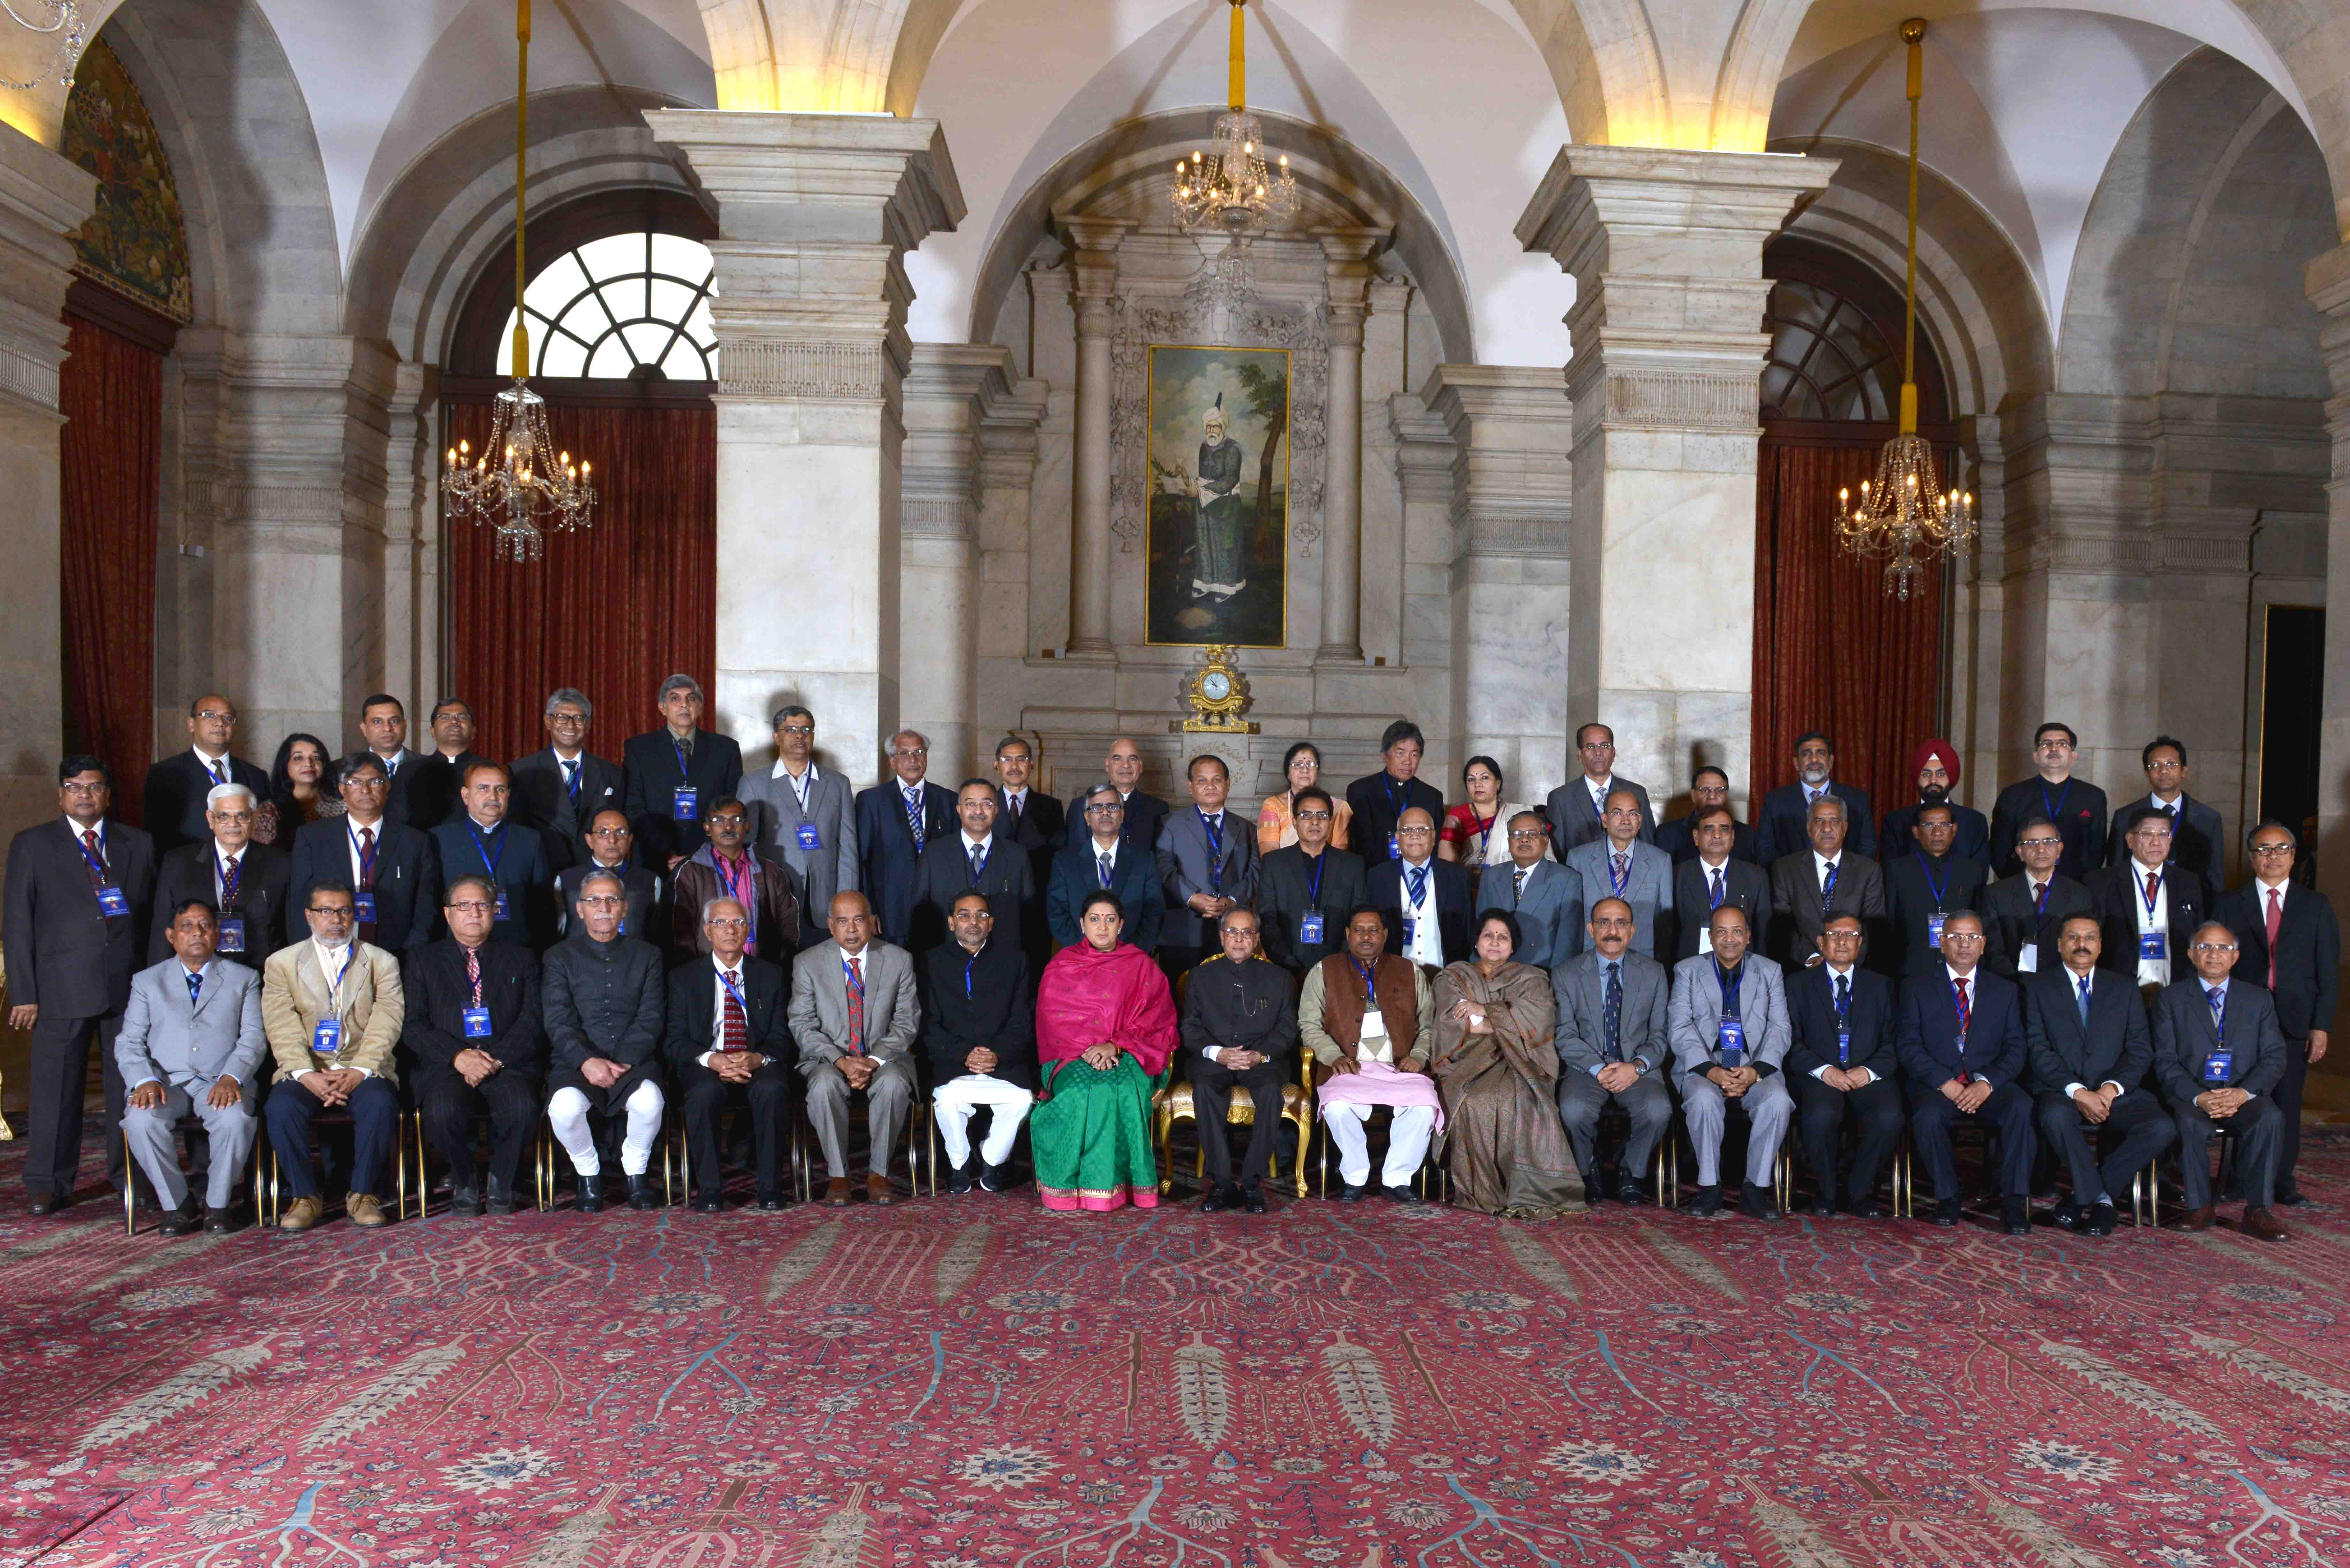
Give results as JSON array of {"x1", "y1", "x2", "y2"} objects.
[{"x1": 5, "y1": 1139, "x2": 2350, "y2": 1567}]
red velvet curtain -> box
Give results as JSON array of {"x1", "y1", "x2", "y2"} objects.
[
  {"x1": 1752, "y1": 437, "x2": 1946, "y2": 822},
  {"x1": 60, "y1": 312, "x2": 161, "y2": 811},
  {"x1": 444, "y1": 396, "x2": 716, "y2": 761}
]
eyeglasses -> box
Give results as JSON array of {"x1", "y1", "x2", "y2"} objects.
[
  {"x1": 309, "y1": 905, "x2": 354, "y2": 919},
  {"x1": 705, "y1": 917, "x2": 749, "y2": 931},
  {"x1": 581, "y1": 896, "x2": 624, "y2": 909},
  {"x1": 2251, "y1": 843, "x2": 2294, "y2": 857},
  {"x1": 589, "y1": 826, "x2": 629, "y2": 839},
  {"x1": 892, "y1": 746, "x2": 927, "y2": 758},
  {"x1": 2017, "y1": 836, "x2": 2061, "y2": 850},
  {"x1": 709, "y1": 817, "x2": 748, "y2": 829},
  {"x1": 1396, "y1": 825, "x2": 1435, "y2": 838},
  {"x1": 778, "y1": 724, "x2": 814, "y2": 737},
  {"x1": 344, "y1": 776, "x2": 387, "y2": 791},
  {"x1": 1085, "y1": 803, "x2": 1124, "y2": 816},
  {"x1": 1577, "y1": 741, "x2": 1612, "y2": 753},
  {"x1": 2146, "y1": 758, "x2": 2185, "y2": 773},
  {"x1": 60, "y1": 780, "x2": 106, "y2": 795},
  {"x1": 2190, "y1": 941, "x2": 2239, "y2": 954},
  {"x1": 447, "y1": 901, "x2": 497, "y2": 916},
  {"x1": 193, "y1": 709, "x2": 237, "y2": 724},
  {"x1": 1295, "y1": 809, "x2": 1333, "y2": 823},
  {"x1": 1507, "y1": 828, "x2": 1546, "y2": 841}
]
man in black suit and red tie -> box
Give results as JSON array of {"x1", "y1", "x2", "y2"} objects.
[
  {"x1": 2216, "y1": 821, "x2": 2339, "y2": 1206},
  {"x1": 141, "y1": 694, "x2": 269, "y2": 857},
  {"x1": 1895, "y1": 910, "x2": 2034, "y2": 1234},
  {"x1": 287, "y1": 753, "x2": 442, "y2": 953},
  {"x1": 2086, "y1": 806, "x2": 2204, "y2": 996},
  {"x1": 3, "y1": 757, "x2": 157, "y2": 1210}
]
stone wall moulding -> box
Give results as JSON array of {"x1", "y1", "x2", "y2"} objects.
[
  {"x1": 1602, "y1": 366, "x2": 1758, "y2": 431},
  {"x1": 716, "y1": 338, "x2": 889, "y2": 401},
  {"x1": 642, "y1": 111, "x2": 965, "y2": 250}
]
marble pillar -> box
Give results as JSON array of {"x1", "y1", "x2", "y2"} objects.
[
  {"x1": 1517, "y1": 146, "x2": 1834, "y2": 805},
  {"x1": 2302, "y1": 242, "x2": 2350, "y2": 1076},
  {"x1": 1062, "y1": 218, "x2": 1125, "y2": 660},
  {"x1": 380, "y1": 361, "x2": 440, "y2": 723},
  {"x1": 646, "y1": 111, "x2": 964, "y2": 789},
  {"x1": 1317, "y1": 233, "x2": 1376, "y2": 665},
  {"x1": 0, "y1": 125, "x2": 89, "y2": 837}
]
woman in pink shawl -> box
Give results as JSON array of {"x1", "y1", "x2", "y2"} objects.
[{"x1": 1031, "y1": 890, "x2": 1179, "y2": 1211}]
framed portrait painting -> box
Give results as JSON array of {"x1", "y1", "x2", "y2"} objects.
[{"x1": 1145, "y1": 343, "x2": 1289, "y2": 647}]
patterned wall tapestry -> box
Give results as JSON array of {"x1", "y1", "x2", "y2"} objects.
[{"x1": 60, "y1": 38, "x2": 194, "y2": 324}]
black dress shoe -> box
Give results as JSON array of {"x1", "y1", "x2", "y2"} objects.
[
  {"x1": 1740, "y1": 1183, "x2": 1780, "y2": 1221},
  {"x1": 1691, "y1": 1184, "x2": 1723, "y2": 1217},
  {"x1": 1200, "y1": 1185, "x2": 1239, "y2": 1214},
  {"x1": 449, "y1": 1186, "x2": 483, "y2": 1218},
  {"x1": 1807, "y1": 1195, "x2": 1837, "y2": 1218},
  {"x1": 1334, "y1": 1183, "x2": 1367, "y2": 1203},
  {"x1": 691, "y1": 1190, "x2": 725, "y2": 1213},
  {"x1": 204, "y1": 1205, "x2": 239, "y2": 1234},
  {"x1": 485, "y1": 1174, "x2": 516, "y2": 1216},
  {"x1": 945, "y1": 1164, "x2": 977, "y2": 1196},
  {"x1": 756, "y1": 1189, "x2": 790, "y2": 1212},
  {"x1": 2002, "y1": 1197, "x2": 2032, "y2": 1236},
  {"x1": 2050, "y1": 1200, "x2": 2083, "y2": 1232},
  {"x1": 1382, "y1": 1184, "x2": 1421, "y2": 1204},
  {"x1": 157, "y1": 1198, "x2": 203, "y2": 1237},
  {"x1": 1850, "y1": 1200, "x2": 1888, "y2": 1219},
  {"x1": 1931, "y1": 1197, "x2": 1960, "y2": 1227},
  {"x1": 1243, "y1": 1187, "x2": 1268, "y2": 1215},
  {"x1": 626, "y1": 1175, "x2": 659, "y2": 1211},
  {"x1": 977, "y1": 1163, "x2": 1010, "y2": 1194},
  {"x1": 2276, "y1": 1190, "x2": 2310, "y2": 1208},
  {"x1": 2087, "y1": 1201, "x2": 2118, "y2": 1237},
  {"x1": 27, "y1": 1194, "x2": 58, "y2": 1217},
  {"x1": 1613, "y1": 1180, "x2": 1648, "y2": 1206},
  {"x1": 575, "y1": 1174, "x2": 605, "y2": 1213}
]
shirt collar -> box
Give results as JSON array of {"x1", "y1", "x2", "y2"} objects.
[
  {"x1": 1399, "y1": 852, "x2": 1434, "y2": 872},
  {"x1": 181, "y1": 956, "x2": 214, "y2": 980},
  {"x1": 1588, "y1": 774, "x2": 1612, "y2": 799},
  {"x1": 712, "y1": 952, "x2": 743, "y2": 978},
  {"x1": 552, "y1": 746, "x2": 583, "y2": 764},
  {"x1": 214, "y1": 840, "x2": 242, "y2": 864},
  {"x1": 1698, "y1": 852, "x2": 1730, "y2": 871},
  {"x1": 2257, "y1": 876, "x2": 2291, "y2": 897},
  {"x1": 1815, "y1": 851, "x2": 1840, "y2": 875},
  {"x1": 1825, "y1": 960, "x2": 1854, "y2": 979},
  {"x1": 1945, "y1": 963, "x2": 1975, "y2": 987},
  {"x1": 65, "y1": 815, "x2": 106, "y2": 838},
  {"x1": 192, "y1": 746, "x2": 228, "y2": 769},
  {"x1": 1006, "y1": 786, "x2": 1025, "y2": 805},
  {"x1": 314, "y1": 937, "x2": 352, "y2": 968},
  {"x1": 962, "y1": 831, "x2": 992, "y2": 853},
  {"x1": 773, "y1": 757, "x2": 817, "y2": 781}
]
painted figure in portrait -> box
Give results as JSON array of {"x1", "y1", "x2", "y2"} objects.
[{"x1": 1147, "y1": 344, "x2": 1288, "y2": 647}]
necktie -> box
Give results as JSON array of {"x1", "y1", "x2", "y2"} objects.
[
  {"x1": 1835, "y1": 971, "x2": 1850, "y2": 1016},
  {"x1": 1513, "y1": 866, "x2": 1529, "y2": 904},
  {"x1": 1005, "y1": 793, "x2": 1022, "y2": 833},
  {"x1": 1611, "y1": 851, "x2": 1628, "y2": 891},
  {"x1": 969, "y1": 843, "x2": 986, "y2": 881},
  {"x1": 466, "y1": 944, "x2": 482, "y2": 1007},
  {"x1": 845, "y1": 955, "x2": 865, "y2": 1054},
  {"x1": 2158, "y1": 802, "x2": 2175, "y2": 821},
  {"x1": 1821, "y1": 859, "x2": 1839, "y2": 914},
  {"x1": 1405, "y1": 864, "x2": 1428, "y2": 916},
  {"x1": 209, "y1": 758, "x2": 227, "y2": 786},
  {"x1": 2077, "y1": 973, "x2": 2091, "y2": 1026},
  {"x1": 2208, "y1": 984, "x2": 2225, "y2": 1033},
  {"x1": 2266, "y1": 887, "x2": 2283, "y2": 990},
  {"x1": 186, "y1": 968, "x2": 202, "y2": 1008},
  {"x1": 1602, "y1": 961, "x2": 1622, "y2": 1062},
  {"x1": 220, "y1": 854, "x2": 240, "y2": 911},
  {"x1": 561, "y1": 758, "x2": 579, "y2": 802},
  {"x1": 722, "y1": 968, "x2": 747, "y2": 1052},
  {"x1": 1953, "y1": 975, "x2": 1971, "y2": 1037},
  {"x1": 905, "y1": 788, "x2": 925, "y2": 849},
  {"x1": 81, "y1": 828, "x2": 104, "y2": 891},
  {"x1": 1097, "y1": 852, "x2": 1113, "y2": 890},
  {"x1": 1709, "y1": 865, "x2": 1724, "y2": 908},
  {"x1": 356, "y1": 826, "x2": 377, "y2": 886}
]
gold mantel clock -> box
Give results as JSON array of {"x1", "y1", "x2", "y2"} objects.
[{"x1": 1173, "y1": 645, "x2": 1259, "y2": 734}]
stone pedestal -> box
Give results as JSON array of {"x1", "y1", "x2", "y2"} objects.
[
  {"x1": 1517, "y1": 145, "x2": 1834, "y2": 806},
  {"x1": 647, "y1": 110, "x2": 963, "y2": 789},
  {"x1": 0, "y1": 126, "x2": 92, "y2": 839}
]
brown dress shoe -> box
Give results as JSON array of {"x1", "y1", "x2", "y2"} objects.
[
  {"x1": 279, "y1": 1195, "x2": 325, "y2": 1231},
  {"x1": 347, "y1": 1193, "x2": 389, "y2": 1227},
  {"x1": 2172, "y1": 1204, "x2": 2216, "y2": 1232},
  {"x1": 2241, "y1": 1206, "x2": 2288, "y2": 1242},
  {"x1": 823, "y1": 1177, "x2": 852, "y2": 1207},
  {"x1": 866, "y1": 1173, "x2": 895, "y2": 1206}
]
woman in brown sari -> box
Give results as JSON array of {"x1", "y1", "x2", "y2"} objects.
[{"x1": 1432, "y1": 911, "x2": 1583, "y2": 1218}]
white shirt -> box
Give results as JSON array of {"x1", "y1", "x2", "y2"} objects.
[
  {"x1": 212, "y1": 841, "x2": 246, "y2": 905},
  {"x1": 63, "y1": 815, "x2": 109, "y2": 861},
  {"x1": 1808, "y1": 962, "x2": 1873, "y2": 1083},
  {"x1": 1585, "y1": 774, "x2": 1613, "y2": 814},
  {"x1": 301, "y1": 938, "x2": 370, "y2": 1080},
  {"x1": 2129, "y1": 860, "x2": 2171, "y2": 988},
  {"x1": 373, "y1": 749, "x2": 404, "y2": 775},
  {"x1": 701, "y1": 954, "x2": 758, "y2": 1066},
  {"x1": 1396, "y1": 855, "x2": 1444, "y2": 969},
  {"x1": 191, "y1": 746, "x2": 232, "y2": 780},
  {"x1": 1814, "y1": 852, "x2": 1842, "y2": 895},
  {"x1": 772, "y1": 757, "x2": 819, "y2": 814},
  {"x1": 1088, "y1": 838, "x2": 1120, "y2": 873},
  {"x1": 961, "y1": 831, "x2": 995, "y2": 872},
  {"x1": 2256, "y1": 876, "x2": 2290, "y2": 911},
  {"x1": 342, "y1": 814, "x2": 387, "y2": 887}
]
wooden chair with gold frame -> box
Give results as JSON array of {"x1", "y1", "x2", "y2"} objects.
[{"x1": 1151, "y1": 962, "x2": 1319, "y2": 1200}]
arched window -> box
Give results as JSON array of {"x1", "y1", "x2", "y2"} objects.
[
  {"x1": 496, "y1": 231, "x2": 718, "y2": 380},
  {"x1": 1760, "y1": 237, "x2": 1949, "y2": 429}
]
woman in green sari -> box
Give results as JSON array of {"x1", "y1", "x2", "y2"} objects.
[{"x1": 1032, "y1": 890, "x2": 1179, "y2": 1211}]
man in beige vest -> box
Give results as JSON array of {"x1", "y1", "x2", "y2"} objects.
[
  {"x1": 1299, "y1": 907, "x2": 1438, "y2": 1202},
  {"x1": 261, "y1": 879, "x2": 405, "y2": 1229}
]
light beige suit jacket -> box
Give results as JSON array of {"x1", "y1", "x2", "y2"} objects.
[{"x1": 261, "y1": 939, "x2": 406, "y2": 1085}]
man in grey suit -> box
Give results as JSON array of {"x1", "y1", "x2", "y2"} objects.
[
  {"x1": 1667, "y1": 905, "x2": 1793, "y2": 1219},
  {"x1": 1493, "y1": 811, "x2": 1581, "y2": 970},
  {"x1": 1564, "y1": 790, "x2": 1673, "y2": 960},
  {"x1": 1544, "y1": 723, "x2": 1656, "y2": 859},
  {"x1": 118, "y1": 900, "x2": 269, "y2": 1234},
  {"x1": 1156, "y1": 753, "x2": 1259, "y2": 976},
  {"x1": 1669, "y1": 807, "x2": 1772, "y2": 960},
  {"x1": 743, "y1": 705, "x2": 859, "y2": 950},
  {"x1": 790, "y1": 891, "x2": 920, "y2": 1205},
  {"x1": 2152, "y1": 921, "x2": 2291, "y2": 1240},
  {"x1": 1552, "y1": 896, "x2": 1672, "y2": 1204},
  {"x1": 1765, "y1": 794, "x2": 1886, "y2": 969}
]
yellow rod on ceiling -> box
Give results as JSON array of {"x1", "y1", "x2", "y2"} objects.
[
  {"x1": 511, "y1": 0, "x2": 532, "y2": 380},
  {"x1": 1228, "y1": 0, "x2": 1245, "y2": 113}
]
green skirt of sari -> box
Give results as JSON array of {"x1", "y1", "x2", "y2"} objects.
[{"x1": 1031, "y1": 1055, "x2": 1161, "y2": 1211}]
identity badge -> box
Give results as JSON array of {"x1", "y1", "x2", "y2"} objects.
[
  {"x1": 2202, "y1": 1051, "x2": 2232, "y2": 1085},
  {"x1": 95, "y1": 884, "x2": 130, "y2": 917},
  {"x1": 1836, "y1": 1029, "x2": 1851, "y2": 1067},
  {"x1": 796, "y1": 823, "x2": 822, "y2": 851},
  {"x1": 1925, "y1": 913, "x2": 1945, "y2": 948},
  {"x1": 216, "y1": 916, "x2": 246, "y2": 953},
  {"x1": 1717, "y1": 1016, "x2": 1746, "y2": 1068},
  {"x1": 2139, "y1": 931, "x2": 2166, "y2": 961},
  {"x1": 494, "y1": 886, "x2": 511, "y2": 921},
  {"x1": 312, "y1": 1018, "x2": 342, "y2": 1056},
  {"x1": 353, "y1": 890, "x2": 378, "y2": 922},
  {"x1": 1299, "y1": 913, "x2": 1324, "y2": 946},
  {"x1": 673, "y1": 786, "x2": 699, "y2": 821},
  {"x1": 462, "y1": 1006, "x2": 494, "y2": 1039}
]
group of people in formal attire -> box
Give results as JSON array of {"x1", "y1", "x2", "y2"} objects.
[{"x1": 1, "y1": 688, "x2": 2331, "y2": 1241}]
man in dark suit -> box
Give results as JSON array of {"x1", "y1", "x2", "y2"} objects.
[
  {"x1": 2024, "y1": 914, "x2": 2173, "y2": 1236},
  {"x1": 1063, "y1": 737, "x2": 1169, "y2": 852},
  {"x1": 2087, "y1": 805, "x2": 2205, "y2": 993},
  {"x1": 404, "y1": 873, "x2": 543, "y2": 1216},
  {"x1": 3, "y1": 757, "x2": 156, "y2": 1209},
  {"x1": 1785, "y1": 914, "x2": 1903, "y2": 1217},
  {"x1": 1488, "y1": 811, "x2": 1581, "y2": 970},
  {"x1": 1878, "y1": 739, "x2": 1990, "y2": 868},
  {"x1": 429, "y1": 762, "x2": 555, "y2": 950},
  {"x1": 1346, "y1": 719, "x2": 1444, "y2": 871},
  {"x1": 559, "y1": 810, "x2": 666, "y2": 950},
  {"x1": 1367, "y1": 807, "x2": 1472, "y2": 966},
  {"x1": 140, "y1": 694, "x2": 268, "y2": 856},
  {"x1": 509, "y1": 687, "x2": 624, "y2": 874},
  {"x1": 1654, "y1": 766, "x2": 1757, "y2": 865},
  {"x1": 1257, "y1": 786, "x2": 1367, "y2": 973},
  {"x1": 2153, "y1": 922, "x2": 2291, "y2": 1239},
  {"x1": 356, "y1": 692, "x2": 425, "y2": 828},
  {"x1": 1895, "y1": 911, "x2": 2034, "y2": 1233},
  {"x1": 148, "y1": 782, "x2": 291, "y2": 970},
  {"x1": 1180, "y1": 908, "x2": 1300, "y2": 1212},
  {"x1": 288, "y1": 754, "x2": 441, "y2": 952},
  {"x1": 2217, "y1": 822, "x2": 2339, "y2": 1206},
  {"x1": 919, "y1": 893, "x2": 1035, "y2": 1193},
  {"x1": 1049, "y1": 785, "x2": 1165, "y2": 952},
  {"x1": 992, "y1": 735, "x2": 1065, "y2": 873},
  {"x1": 1668, "y1": 806, "x2": 1770, "y2": 961},
  {"x1": 621, "y1": 674, "x2": 743, "y2": 867},
  {"x1": 1756, "y1": 732, "x2": 1876, "y2": 864},
  {"x1": 405, "y1": 697, "x2": 489, "y2": 832},
  {"x1": 907, "y1": 780, "x2": 1036, "y2": 954},
  {"x1": 1156, "y1": 753, "x2": 1259, "y2": 976},
  {"x1": 855, "y1": 728, "x2": 958, "y2": 947},
  {"x1": 666, "y1": 892, "x2": 793, "y2": 1210},
  {"x1": 1767, "y1": 795, "x2": 1886, "y2": 969},
  {"x1": 1544, "y1": 722, "x2": 1656, "y2": 859},
  {"x1": 1990, "y1": 721, "x2": 2108, "y2": 880},
  {"x1": 2103, "y1": 736, "x2": 2225, "y2": 892},
  {"x1": 1979, "y1": 815, "x2": 2091, "y2": 982},
  {"x1": 1883, "y1": 803, "x2": 1986, "y2": 978}
]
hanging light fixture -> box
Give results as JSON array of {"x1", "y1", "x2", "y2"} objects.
[
  {"x1": 1833, "y1": 17, "x2": 1974, "y2": 602},
  {"x1": 1171, "y1": 0, "x2": 1300, "y2": 245},
  {"x1": 442, "y1": 0, "x2": 594, "y2": 563},
  {"x1": 0, "y1": 0, "x2": 86, "y2": 90}
]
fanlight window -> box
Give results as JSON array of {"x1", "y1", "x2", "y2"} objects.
[
  {"x1": 497, "y1": 231, "x2": 718, "y2": 380},
  {"x1": 1760, "y1": 277, "x2": 1902, "y2": 423}
]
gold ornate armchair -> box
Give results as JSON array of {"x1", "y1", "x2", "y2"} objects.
[{"x1": 1152, "y1": 963, "x2": 1316, "y2": 1198}]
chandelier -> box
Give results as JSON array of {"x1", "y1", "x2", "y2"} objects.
[
  {"x1": 1171, "y1": 1, "x2": 1299, "y2": 246},
  {"x1": 441, "y1": 0, "x2": 594, "y2": 562},
  {"x1": 0, "y1": 0, "x2": 86, "y2": 90},
  {"x1": 1832, "y1": 17, "x2": 1974, "y2": 602}
]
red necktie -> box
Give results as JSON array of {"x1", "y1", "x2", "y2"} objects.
[
  {"x1": 845, "y1": 955, "x2": 865, "y2": 1055},
  {"x1": 81, "y1": 828, "x2": 103, "y2": 891},
  {"x1": 465, "y1": 944, "x2": 482, "y2": 1006},
  {"x1": 357, "y1": 825, "x2": 379, "y2": 940},
  {"x1": 2266, "y1": 888, "x2": 2283, "y2": 991},
  {"x1": 1953, "y1": 975, "x2": 1971, "y2": 1036},
  {"x1": 721, "y1": 969, "x2": 747, "y2": 1052}
]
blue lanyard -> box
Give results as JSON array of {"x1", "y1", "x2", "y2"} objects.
[
  {"x1": 1704, "y1": 862, "x2": 1727, "y2": 910},
  {"x1": 717, "y1": 966, "x2": 749, "y2": 1014},
  {"x1": 464, "y1": 820, "x2": 505, "y2": 878},
  {"x1": 1198, "y1": 809, "x2": 1223, "y2": 892},
  {"x1": 715, "y1": 853, "x2": 758, "y2": 948},
  {"x1": 1914, "y1": 850, "x2": 1952, "y2": 907},
  {"x1": 1713, "y1": 959, "x2": 1743, "y2": 1020},
  {"x1": 1831, "y1": 970, "x2": 1851, "y2": 1026},
  {"x1": 843, "y1": 956, "x2": 865, "y2": 999},
  {"x1": 1350, "y1": 957, "x2": 1378, "y2": 1007},
  {"x1": 2032, "y1": 877, "x2": 2051, "y2": 915},
  {"x1": 672, "y1": 733, "x2": 693, "y2": 782},
  {"x1": 2040, "y1": 779, "x2": 2071, "y2": 829},
  {"x1": 964, "y1": 953, "x2": 978, "y2": 1002},
  {"x1": 1304, "y1": 850, "x2": 1326, "y2": 907},
  {"x1": 72, "y1": 822, "x2": 108, "y2": 878},
  {"x1": 1608, "y1": 850, "x2": 1631, "y2": 897}
]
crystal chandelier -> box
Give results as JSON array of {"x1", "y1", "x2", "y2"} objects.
[
  {"x1": 441, "y1": 0, "x2": 594, "y2": 562},
  {"x1": 0, "y1": 0, "x2": 86, "y2": 90},
  {"x1": 1171, "y1": 1, "x2": 1300, "y2": 246},
  {"x1": 1832, "y1": 18, "x2": 1974, "y2": 602}
]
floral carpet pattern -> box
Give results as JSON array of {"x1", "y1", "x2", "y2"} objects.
[{"x1": 4, "y1": 1136, "x2": 2350, "y2": 1566}]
